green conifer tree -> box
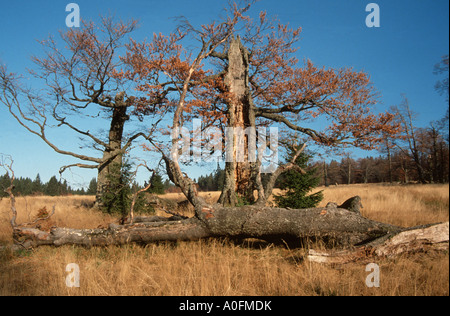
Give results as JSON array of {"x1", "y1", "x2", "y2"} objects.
[
  {"x1": 87, "y1": 177, "x2": 97, "y2": 195},
  {"x1": 101, "y1": 161, "x2": 132, "y2": 216},
  {"x1": 45, "y1": 176, "x2": 60, "y2": 196},
  {"x1": 32, "y1": 174, "x2": 43, "y2": 194},
  {"x1": 274, "y1": 145, "x2": 323, "y2": 209},
  {"x1": 101, "y1": 159, "x2": 154, "y2": 216},
  {"x1": 147, "y1": 171, "x2": 165, "y2": 194}
]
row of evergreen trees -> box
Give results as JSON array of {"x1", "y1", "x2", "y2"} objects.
[
  {"x1": 0, "y1": 173, "x2": 92, "y2": 197},
  {"x1": 196, "y1": 168, "x2": 225, "y2": 192},
  {"x1": 0, "y1": 170, "x2": 168, "y2": 199},
  {"x1": 0, "y1": 165, "x2": 171, "y2": 218}
]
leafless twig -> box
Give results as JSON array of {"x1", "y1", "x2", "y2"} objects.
[
  {"x1": 129, "y1": 161, "x2": 156, "y2": 224},
  {"x1": 0, "y1": 153, "x2": 17, "y2": 228},
  {"x1": 1, "y1": 153, "x2": 56, "y2": 231}
]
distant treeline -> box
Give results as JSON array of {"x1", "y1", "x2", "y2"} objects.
[
  {"x1": 196, "y1": 168, "x2": 225, "y2": 192},
  {"x1": 0, "y1": 171, "x2": 175, "y2": 198},
  {"x1": 0, "y1": 173, "x2": 96, "y2": 197},
  {"x1": 195, "y1": 150, "x2": 449, "y2": 191},
  {"x1": 2, "y1": 139, "x2": 448, "y2": 198},
  {"x1": 321, "y1": 149, "x2": 449, "y2": 186}
]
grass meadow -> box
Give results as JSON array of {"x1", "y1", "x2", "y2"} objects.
[{"x1": 0, "y1": 184, "x2": 448, "y2": 296}]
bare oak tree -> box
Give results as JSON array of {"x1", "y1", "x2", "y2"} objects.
[{"x1": 0, "y1": 17, "x2": 163, "y2": 208}]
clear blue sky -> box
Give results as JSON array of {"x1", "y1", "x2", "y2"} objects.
[{"x1": 0, "y1": 0, "x2": 448, "y2": 188}]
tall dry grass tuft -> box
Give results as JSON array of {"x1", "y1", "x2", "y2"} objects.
[
  {"x1": 0, "y1": 184, "x2": 448, "y2": 296},
  {"x1": 315, "y1": 183, "x2": 449, "y2": 227}
]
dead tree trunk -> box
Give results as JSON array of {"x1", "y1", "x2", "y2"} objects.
[
  {"x1": 8, "y1": 196, "x2": 448, "y2": 257},
  {"x1": 218, "y1": 36, "x2": 255, "y2": 206},
  {"x1": 10, "y1": 204, "x2": 393, "y2": 248}
]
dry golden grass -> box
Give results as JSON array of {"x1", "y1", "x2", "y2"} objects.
[
  {"x1": 0, "y1": 184, "x2": 448, "y2": 296},
  {"x1": 315, "y1": 183, "x2": 449, "y2": 227},
  {"x1": 0, "y1": 195, "x2": 114, "y2": 243}
]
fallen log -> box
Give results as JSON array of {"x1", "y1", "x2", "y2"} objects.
[
  {"x1": 12, "y1": 219, "x2": 210, "y2": 249},
  {"x1": 195, "y1": 204, "x2": 402, "y2": 247},
  {"x1": 4, "y1": 196, "x2": 448, "y2": 260},
  {"x1": 307, "y1": 222, "x2": 449, "y2": 263}
]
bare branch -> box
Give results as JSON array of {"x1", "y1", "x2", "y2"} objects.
[
  {"x1": 0, "y1": 153, "x2": 17, "y2": 228},
  {"x1": 127, "y1": 160, "x2": 158, "y2": 224},
  {"x1": 53, "y1": 104, "x2": 109, "y2": 149},
  {"x1": 256, "y1": 112, "x2": 326, "y2": 143},
  {"x1": 129, "y1": 181, "x2": 152, "y2": 225},
  {"x1": 59, "y1": 163, "x2": 99, "y2": 175},
  {"x1": 165, "y1": 5, "x2": 251, "y2": 210},
  {"x1": 0, "y1": 69, "x2": 104, "y2": 164}
]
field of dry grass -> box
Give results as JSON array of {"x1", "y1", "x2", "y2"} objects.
[{"x1": 0, "y1": 184, "x2": 448, "y2": 296}]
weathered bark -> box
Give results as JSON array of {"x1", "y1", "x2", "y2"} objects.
[
  {"x1": 218, "y1": 36, "x2": 255, "y2": 206},
  {"x1": 95, "y1": 93, "x2": 130, "y2": 208},
  {"x1": 10, "y1": 196, "x2": 448, "y2": 257},
  {"x1": 194, "y1": 204, "x2": 403, "y2": 247},
  {"x1": 215, "y1": 36, "x2": 307, "y2": 206},
  {"x1": 307, "y1": 222, "x2": 449, "y2": 263},
  {"x1": 9, "y1": 207, "x2": 385, "y2": 248},
  {"x1": 11, "y1": 219, "x2": 209, "y2": 249}
]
